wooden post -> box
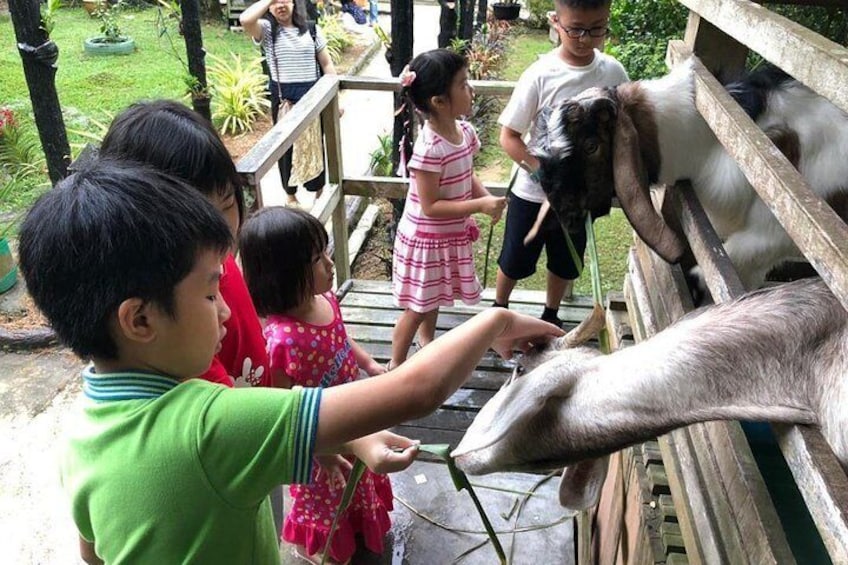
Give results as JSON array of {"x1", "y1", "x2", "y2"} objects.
[
  {"x1": 322, "y1": 78, "x2": 350, "y2": 283},
  {"x1": 180, "y1": 0, "x2": 212, "y2": 121},
  {"x1": 390, "y1": 0, "x2": 413, "y2": 241},
  {"x1": 8, "y1": 0, "x2": 71, "y2": 185},
  {"x1": 683, "y1": 12, "x2": 748, "y2": 82}
]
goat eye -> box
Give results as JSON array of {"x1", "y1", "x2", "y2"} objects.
[{"x1": 584, "y1": 140, "x2": 599, "y2": 154}]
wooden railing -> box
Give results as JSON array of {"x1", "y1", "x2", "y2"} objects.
[
  {"x1": 627, "y1": 1, "x2": 848, "y2": 561},
  {"x1": 235, "y1": 26, "x2": 848, "y2": 561},
  {"x1": 235, "y1": 75, "x2": 513, "y2": 284}
]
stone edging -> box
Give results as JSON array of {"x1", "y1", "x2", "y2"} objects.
[
  {"x1": 0, "y1": 325, "x2": 58, "y2": 351},
  {"x1": 346, "y1": 32, "x2": 383, "y2": 77}
]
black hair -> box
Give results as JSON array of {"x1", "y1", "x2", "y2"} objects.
[
  {"x1": 239, "y1": 206, "x2": 329, "y2": 316},
  {"x1": 554, "y1": 0, "x2": 612, "y2": 9},
  {"x1": 263, "y1": 0, "x2": 309, "y2": 37},
  {"x1": 100, "y1": 100, "x2": 246, "y2": 228},
  {"x1": 17, "y1": 159, "x2": 233, "y2": 360},
  {"x1": 398, "y1": 48, "x2": 468, "y2": 172},
  {"x1": 400, "y1": 48, "x2": 468, "y2": 116}
]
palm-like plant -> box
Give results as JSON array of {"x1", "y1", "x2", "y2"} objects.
[{"x1": 207, "y1": 53, "x2": 271, "y2": 136}]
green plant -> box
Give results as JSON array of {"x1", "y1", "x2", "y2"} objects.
[
  {"x1": 0, "y1": 108, "x2": 48, "y2": 235},
  {"x1": 367, "y1": 132, "x2": 394, "y2": 177},
  {"x1": 525, "y1": 0, "x2": 550, "y2": 29},
  {"x1": 207, "y1": 53, "x2": 270, "y2": 135},
  {"x1": 318, "y1": 14, "x2": 353, "y2": 64},
  {"x1": 93, "y1": 1, "x2": 125, "y2": 42},
  {"x1": 40, "y1": 0, "x2": 63, "y2": 36}
]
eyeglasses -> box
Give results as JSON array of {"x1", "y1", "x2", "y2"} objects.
[{"x1": 555, "y1": 21, "x2": 610, "y2": 39}]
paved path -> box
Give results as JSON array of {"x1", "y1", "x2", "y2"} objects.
[{"x1": 259, "y1": 4, "x2": 441, "y2": 209}]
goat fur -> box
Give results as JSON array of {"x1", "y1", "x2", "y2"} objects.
[
  {"x1": 531, "y1": 60, "x2": 848, "y2": 289},
  {"x1": 452, "y1": 279, "x2": 848, "y2": 511}
]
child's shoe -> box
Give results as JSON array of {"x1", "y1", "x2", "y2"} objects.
[{"x1": 540, "y1": 306, "x2": 564, "y2": 329}]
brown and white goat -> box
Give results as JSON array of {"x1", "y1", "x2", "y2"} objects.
[
  {"x1": 452, "y1": 279, "x2": 848, "y2": 511},
  {"x1": 530, "y1": 59, "x2": 848, "y2": 290}
]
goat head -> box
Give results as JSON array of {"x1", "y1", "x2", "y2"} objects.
[
  {"x1": 453, "y1": 305, "x2": 610, "y2": 512},
  {"x1": 532, "y1": 86, "x2": 685, "y2": 264}
]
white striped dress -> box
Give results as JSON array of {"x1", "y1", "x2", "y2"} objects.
[{"x1": 392, "y1": 121, "x2": 483, "y2": 313}]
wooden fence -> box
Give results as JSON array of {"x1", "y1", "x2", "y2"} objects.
[{"x1": 234, "y1": 13, "x2": 848, "y2": 559}]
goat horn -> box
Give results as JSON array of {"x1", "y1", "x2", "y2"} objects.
[
  {"x1": 560, "y1": 303, "x2": 606, "y2": 349},
  {"x1": 523, "y1": 199, "x2": 551, "y2": 245}
]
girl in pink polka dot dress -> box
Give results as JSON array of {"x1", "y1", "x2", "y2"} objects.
[{"x1": 242, "y1": 207, "x2": 390, "y2": 565}]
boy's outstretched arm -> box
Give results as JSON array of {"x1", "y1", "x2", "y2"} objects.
[
  {"x1": 315, "y1": 309, "x2": 563, "y2": 453},
  {"x1": 80, "y1": 536, "x2": 103, "y2": 565},
  {"x1": 345, "y1": 430, "x2": 420, "y2": 474}
]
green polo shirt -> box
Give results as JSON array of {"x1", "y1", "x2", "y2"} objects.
[{"x1": 61, "y1": 368, "x2": 321, "y2": 563}]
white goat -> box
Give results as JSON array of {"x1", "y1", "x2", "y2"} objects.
[
  {"x1": 531, "y1": 60, "x2": 848, "y2": 290},
  {"x1": 452, "y1": 279, "x2": 848, "y2": 510}
]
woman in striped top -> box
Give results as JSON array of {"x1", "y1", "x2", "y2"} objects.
[
  {"x1": 390, "y1": 49, "x2": 507, "y2": 369},
  {"x1": 240, "y1": 0, "x2": 336, "y2": 208}
]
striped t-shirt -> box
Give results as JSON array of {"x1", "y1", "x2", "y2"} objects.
[{"x1": 259, "y1": 19, "x2": 327, "y2": 84}]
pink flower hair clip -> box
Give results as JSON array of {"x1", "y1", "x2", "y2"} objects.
[{"x1": 400, "y1": 66, "x2": 417, "y2": 88}]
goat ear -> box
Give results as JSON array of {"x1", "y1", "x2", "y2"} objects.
[
  {"x1": 559, "y1": 303, "x2": 605, "y2": 349},
  {"x1": 558, "y1": 456, "x2": 610, "y2": 511},
  {"x1": 613, "y1": 109, "x2": 685, "y2": 263}
]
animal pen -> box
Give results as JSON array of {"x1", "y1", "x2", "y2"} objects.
[{"x1": 235, "y1": 0, "x2": 848, "y2": 560}]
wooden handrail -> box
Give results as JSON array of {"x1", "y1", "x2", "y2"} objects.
[
  {"x1": 676, "y1": 0, "x2": 848, "y2": 114},
  {"x1": 668, "y1": 42, "x2": 848, "y2": 312}
]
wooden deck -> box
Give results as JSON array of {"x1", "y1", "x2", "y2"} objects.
[{"x1": 336, "y1": 279, "x2": 616, "y2": 450}]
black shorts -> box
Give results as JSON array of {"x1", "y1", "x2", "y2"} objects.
[{"x1": 497, "y1": 194, "x2": 587, "y2": 280}]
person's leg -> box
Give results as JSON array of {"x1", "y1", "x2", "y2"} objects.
[
  {"x1": 543, "y1": 225, "x2": 587, "y2": 325},
  {"x1": 495, "y1": 195, "x2": 544, "y2": 308},
  {"x1": 391, "y1": 308, "x2": 427, "y2": 368},
  {"x1": 494, "y1": 268, "x2": 518, "y2": 307},
  {"x1": 280, "y1": 147, "x2": 299, "y2": 204},
  {"x1": 416, "y1": 308, "x2": 439, "y2": 347},
  {"x1": 368, "y1": 0, "x2": 378, "y2": 24}
]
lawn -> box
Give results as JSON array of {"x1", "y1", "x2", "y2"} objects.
[
  {"x1": 472, "y1": 25, "x2": 631, "y2": 298},
  {"x1": 1, "y1": 5, "x2": 259, "y2": 216}
]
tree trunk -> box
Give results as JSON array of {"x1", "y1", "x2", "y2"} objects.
[
  {"x1": 389, "y1": 0, "x2": 413, "y2": 242},
  {"x1": 180, "y1": 0, "x2": 212, "y2": 121},
  {"x1": 437, "y1": 0, "x2": 457, "y2": 48},
  {"x1": 458, "y1": 0, "x2": 474, "y2": 44},
  {"x1": 8, "y1": 0, "x2": 71, "y2": 185},
  {"x1": 476, "y1": 0, "x2": 487, "y2": 30}
]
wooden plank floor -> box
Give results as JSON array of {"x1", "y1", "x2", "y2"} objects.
[{"x1": 338, "y1": 279, "x2": 602, "y2": 451}]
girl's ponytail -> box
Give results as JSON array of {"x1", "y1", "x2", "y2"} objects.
[{"x1": 396, "y1": 67, "x2": 418, "y2": 177}]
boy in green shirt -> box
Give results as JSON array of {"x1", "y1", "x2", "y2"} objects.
[{"x1": 18, "y1": 159, "x2": 562, "y2": 563}]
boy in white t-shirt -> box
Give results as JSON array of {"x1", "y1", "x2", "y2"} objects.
[{"x1": 495, "y1": 0, "x2": 628, "y2": 327}]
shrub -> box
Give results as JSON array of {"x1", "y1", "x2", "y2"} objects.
[
  {"x1": 368, "y1": 132, "x2": 394, "y2": 177},
  {"x1": 318, "y1": 14, "x2": 353, "y2": 64},
  {"x1": 525, "y1": 0, "x2": 551, "y2": 30},
  {"x1": 207, "y1": 53, "x2": 270, "y2": 135}
]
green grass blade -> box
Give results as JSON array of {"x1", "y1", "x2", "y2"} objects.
[
  {"x1": 419, "y1": 444, "x2": 508, "y2": 564},
  {"x1": 320, "y1": 458, "x2": 367, "y2": 565},
  {"x1": 584, "y1": 213, "x2": 610, "y2": 353}
]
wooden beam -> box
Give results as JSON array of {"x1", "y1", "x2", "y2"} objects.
[
  {"x1": 339, "y1": 76, "x2": 516, "y2": 96},
  {"x1": 343, "y1": 175, "x2": 510, "y2": 199},
  {"x1": 236, "y1": 75, "x2": 340, "y2": 184},
  {"x1": 673, "y1": 0, "x2": 848, "y2": 114},
  {"x1": 668, "y1": 42, "x2": 848, "y2": 311}
]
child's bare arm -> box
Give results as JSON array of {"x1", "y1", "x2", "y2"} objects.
[
  {"x1": 345, "y1": 431, "x2": 420, "y2": 474},
  {"x1": 79, "y1": 536, "x2": 103, "y2": 565},
  {"x1": 314, "y1": 309, "x2": 563, "y2": 453},
  {"x1": 418, "y1": 169, "x2": 506, "y2": 220},
  {"x1": 350, "y1": 336, "x2": 386, "y2": 376},
  {"x1": 272, "y1": 367, "x2": 293, "y2": 389},
  {"x1": 500, "y1": 126, "x2": 539, "y2": 172}
]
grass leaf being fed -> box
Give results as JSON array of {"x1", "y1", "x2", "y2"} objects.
[
  {"x1": 320, "y1": 459, "x2": 367, "y2": 565},
  {"x1": 585, "y1": 213, "x2": 610, "y2": 353},
  {"x1": 418, "y1": 444, "x2": 508, "y2": 564}
]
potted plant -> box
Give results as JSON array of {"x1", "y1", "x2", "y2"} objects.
[
  {"x1": 84, "y1": 2, "x2": 135, "y2": 55},
  {"x1": 492, "y1": 0, "x2": 520, "y2": 21}
]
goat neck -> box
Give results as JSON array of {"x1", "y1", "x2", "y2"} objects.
[{"x1": 453, "y1": 279, "x2": 847, "y2": 476}]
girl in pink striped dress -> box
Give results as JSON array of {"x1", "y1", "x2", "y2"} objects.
[{"x1": 390, "y1": 49, "x2": 507, "y2": 369}]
